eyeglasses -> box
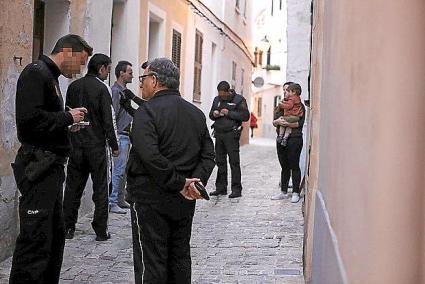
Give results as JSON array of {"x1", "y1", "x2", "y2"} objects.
[{"x1": 139, "y1": 72, "x2": 157, "y2": 83}]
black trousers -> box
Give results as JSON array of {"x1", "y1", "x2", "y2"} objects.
[
  {"x1": 10, "y1": 149, "x2": 66, "y2": 284},
  {"x1": 130, "y1": 199, "x2": 195, "y2": 284},
  {"x1": 276, "y1": 136, "x2": 303, "y2": 194},
  {"x1": 214, "y1": 131, "x2": 242, "y2": 193},
  {"x1": 63, "y1": 146, "x2": 109, "y2": 235}
]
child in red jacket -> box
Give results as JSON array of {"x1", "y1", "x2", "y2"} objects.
[{"x1": 276, "y1": 85, "x2": 303, "y2": 146}]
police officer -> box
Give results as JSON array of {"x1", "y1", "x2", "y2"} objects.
[
  {"x1": 127, "y1": 58, "x2": 215, "y2": 283},
  {"x1": 209, "y1": 81, "x2": 249, "y2": 198},
  {"x1": 63, "y1": 54, "x2": 119, "y2": 241},
  {"x1": 10, "y1": 34, "x2": 92, "y2": 283}
]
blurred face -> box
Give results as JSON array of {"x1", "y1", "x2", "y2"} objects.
[
  {"x1": 98, "y1": 64, "x2": 112, "y2": 81},
  {"x1": 218, "y1": 90, "x2": 230, "y2": 100},
  {"x1": 61, "y1": 48, "x2": 89, "y2": 78},
  {"x1": 139, "y1": 67, "x2": 157, "y2": 100},
  {"x1": 121, "y1": 65, "x2": 134, "y2": 84}
]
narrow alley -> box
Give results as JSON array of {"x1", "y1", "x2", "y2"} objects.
[{"x1": 0, "y1": 139, "x2": 304, "y2": 284}]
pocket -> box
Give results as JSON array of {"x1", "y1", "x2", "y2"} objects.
[{"x1": 19, "y1": 208, "x2": 50, "y2": 242}]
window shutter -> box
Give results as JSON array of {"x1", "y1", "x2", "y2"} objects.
[{"x1": 172, "y1": 29, "x2": 182, "y2": 69}]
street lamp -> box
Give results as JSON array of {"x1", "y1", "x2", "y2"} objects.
[{"x1": 258, "y1": 35, "x2": 271, "y2": 52}]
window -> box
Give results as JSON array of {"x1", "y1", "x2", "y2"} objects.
[
  {"x1": 257, "y1": 97, "x2": 262, "y2": 117},
  {"x1": 254, "y1": 47, "x2": 263, "y2": 67},
  {"x1": 243, "y1": 0, "x2": 247, "y2": 17},
  {"x1": 267, "y1": 46, "x2": 271, "y2": 66},
  {"x1": 280, "y1": 0, "x2": 283, "y2": 10},
  {"x1": 231, "y1": 61, "x2": 237, "y2": 89},
  {"x1": 193, "y1": 30, "x2": 203, "y2": 102},
  {"x1": 172, "y1": 29, "x2": 182, "y2": 69},
  {"x1": 271, "y1": 0, "x2": 274, "y2": 16},
  {"x1": 236, "y1": 0, "x2": 240, "y2": 9}
]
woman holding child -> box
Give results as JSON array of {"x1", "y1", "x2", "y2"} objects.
[{"x1": 271, "y1": 82, "x2": 305, "y2": 203}]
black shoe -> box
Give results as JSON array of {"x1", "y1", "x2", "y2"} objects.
[
  {"x1": 95, "y1": 232, "x2": 111, "y2": 241},
  {"x1": 210, "y1": 190, "x2": 227, "y2": 196},
  {"x1": 228, "y1": 192, "x2": 242, "y2": 198},
  {"x1": 65, "y1": 228, "x2": 75, "y2": 239}
]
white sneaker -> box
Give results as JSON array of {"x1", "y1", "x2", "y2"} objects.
[
  {"x1": 291, "y1": 193, "x2": 300, "y2": 203},
  {"x1": 271, "y1": 192, "x2": 289, "y2": 200}
]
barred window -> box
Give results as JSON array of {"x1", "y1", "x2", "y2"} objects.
[
  {"x1": 193, "y1": 30, "x2": 203, "y2": 102},
  {"x1": 172, "y1": 29, "x2": 182, "y2": 69}
]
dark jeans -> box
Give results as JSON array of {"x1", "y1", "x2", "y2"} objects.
[
  {"x1": 130, "y1": 199, "x2": 195, "y2": 284},
  {"x1": 215, "y1": 131, "x2": 242, "y2": 193},
  {"x1": 10, "y1": 150, "x2": 66, "y2": 284},
  {"x1": 276, "y1": 136, "x2": 303, "y2": 194},
  {"x1": 63, "y1": 146, "x2": 109, "y2": 235}
]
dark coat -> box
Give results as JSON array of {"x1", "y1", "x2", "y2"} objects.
[{"x1": 126, "y1": 89, "x2": 215, "y2": 204}]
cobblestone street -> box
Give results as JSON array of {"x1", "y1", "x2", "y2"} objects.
[{"x1": 0, "y1": 138, "x2": 304, "y2": 284}]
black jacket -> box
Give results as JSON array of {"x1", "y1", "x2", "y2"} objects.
[
  {"x1": 209, "y1": 92, "x2": 250, "y2": 132},
  {"x1": 15, "y1": 55, "x2": 74, "y2": 157},
  {"x1": 65, "y1": 74, "x2": 118, "y2": 151},
  {"x1": 126, "y1": 89, "x2": 215, "y2": 203}
]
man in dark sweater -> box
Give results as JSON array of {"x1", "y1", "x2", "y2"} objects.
[
  {"x1": 209, "y1": 81, "x2": 249, "y2": 198},
  {"x1": 127, "y1": 58, "x2": 215, "y2": 283},
  {"x1": 10, "y1": 34, "x2": 92, "y2": 284},
  {"x1": 63, "y1": 54, "x2": 119, "y2": 241}
]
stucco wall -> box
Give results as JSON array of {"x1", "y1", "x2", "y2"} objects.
[
  {"x1": 0, "y1": 0, "x2": 33, "y2": 262},
  {"x1": 309, "y1": 0, "x2": 425, "y2": 283},
  {"x1": 287, "y1": 0, "x2": 311, "y2": 102}
]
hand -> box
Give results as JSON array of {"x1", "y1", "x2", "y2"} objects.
[
  {"x1": 112, "y1": 150, "x2": 119, "y2": 157},
  {"x1": 68, "y1": 107, "x2": 88, "y2": 123},
  {"x1": 213, "y1": 110, "x2": 221, "y2": 118},
  {"x1": 180, "y1": 178, "x2": 202, "y2": 200},
  {"x1": 220, "y1": 108, "x2": 229, "y2": 116}
]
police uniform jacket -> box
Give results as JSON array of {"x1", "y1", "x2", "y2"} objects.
[
  {"x1": 208, "y1": 92, "x2": 250, "y2": 133},
  {"x1": 16, "y1": 55, "x2": 74, "y2": 157},
  {"x1": 126, "y1": 89, "x2": 215, "y2": 204},
  {"x1": 66, "y1": 74, "x2": 119, "y2": 151}
]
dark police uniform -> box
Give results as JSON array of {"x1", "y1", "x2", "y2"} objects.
[
  {"x1": 10, "y1": 55, "x2": 74, "y2": 283},
  {"x1": 63, "y1": 74, "x2": 118, "y2": 238},
  {"x1": 209, "y1": 92, "x2": 249, "y2": 196},
  {"x1": 126, "y1": 89, "x2": 215, "y2": 283}
]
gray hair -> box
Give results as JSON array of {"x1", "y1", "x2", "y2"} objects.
[{"x1": 144, "y1": 58, "x2": 180, "y2": 90}]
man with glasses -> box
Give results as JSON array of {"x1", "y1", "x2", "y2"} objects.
[
  {"x1": 126, "y1": 58, "x2": 215, "y2": 283},
  {"x1": 63, "y1": 54, "x2": 119, "y2": 241}
]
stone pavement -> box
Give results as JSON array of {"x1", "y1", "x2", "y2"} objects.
[{"x1": 0, "y1": 138, "x2": 304, "y2": 284}]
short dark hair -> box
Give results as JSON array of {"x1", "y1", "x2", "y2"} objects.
[
  {"x1": 217, "y1": 81, "x2": 230, "y2": 92},
  {"x1": 115, "y1": 61, "x2": 132, "y2": 79},
  {"x1": 287, "y1": 83, "x2": 302, "y2": 96},
  {"x1": 51, "y1": 34, "x2": 93, "y2": 55},
  {"x1": 283, "y1": 81, "x2": 294, "y2": 88},
  {"x1": 87, "y1": 54, "x2": 112, "y2": 75},
  {"x1": 143, "y1": 58, "x2": 180, "y2": 89}
]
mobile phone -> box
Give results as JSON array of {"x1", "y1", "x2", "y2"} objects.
[
  {"x1": 75, "y1": 121, "x2": 90, "y2": 126},
  {"x1": 194, "y1": 182, "x2": 210, "y2": 200}
]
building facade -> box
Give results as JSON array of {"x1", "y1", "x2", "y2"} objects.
[{"x1": 305, "y1": 0, "x2": 425, "y2": 283}]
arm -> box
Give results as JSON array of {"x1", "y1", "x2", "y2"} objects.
[
  {"x1": 227, "y1": 98, "x2": 250, "y2": 122},
  {"x1": 190, "y1": 123, "x2": 215, "y2": 185},
  {"x1": 111, "y1": 87, "x2": 121, "y2": 119},
  {"x1": 209, "y1": 97, "x2": 220, "y2": 121},
  {"x1": 100, "y1": 88, "x2": 119, "y2": 151},
  {"x1": 119, "y1": 89, "x2": 145, "y2": 117},
  {"x1": 131, "y1": 106, "x2": 186, "y2": 193},
  {"x1": 17, "y1": 67, "x2": 74, "y2": 132}
]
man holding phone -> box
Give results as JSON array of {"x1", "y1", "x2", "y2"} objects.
[{"x1": 127, "y1": 58, "x2": 215, "y2": 283}]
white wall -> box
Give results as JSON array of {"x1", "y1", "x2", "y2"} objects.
[
  {"x1": 110, "y1": 0, "x2": 140, "y2": 93},
  {"x1": 286, "y1": 0, "x2": 311, "y2": 101}
]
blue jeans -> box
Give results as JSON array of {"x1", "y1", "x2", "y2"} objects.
[{"x1": 110, "y1": 134, "x2": 131, "y2": 205}]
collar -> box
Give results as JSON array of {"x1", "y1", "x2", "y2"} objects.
[
  {"x1": 113, "y1": 81, "x2": 125, "y2": 91},
  {"x1": 151, "y1": 89, "x2": 180, "y2": 99},
  {"x1": 40, "y1": 55, "x2": 61, "y2": 79}
]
